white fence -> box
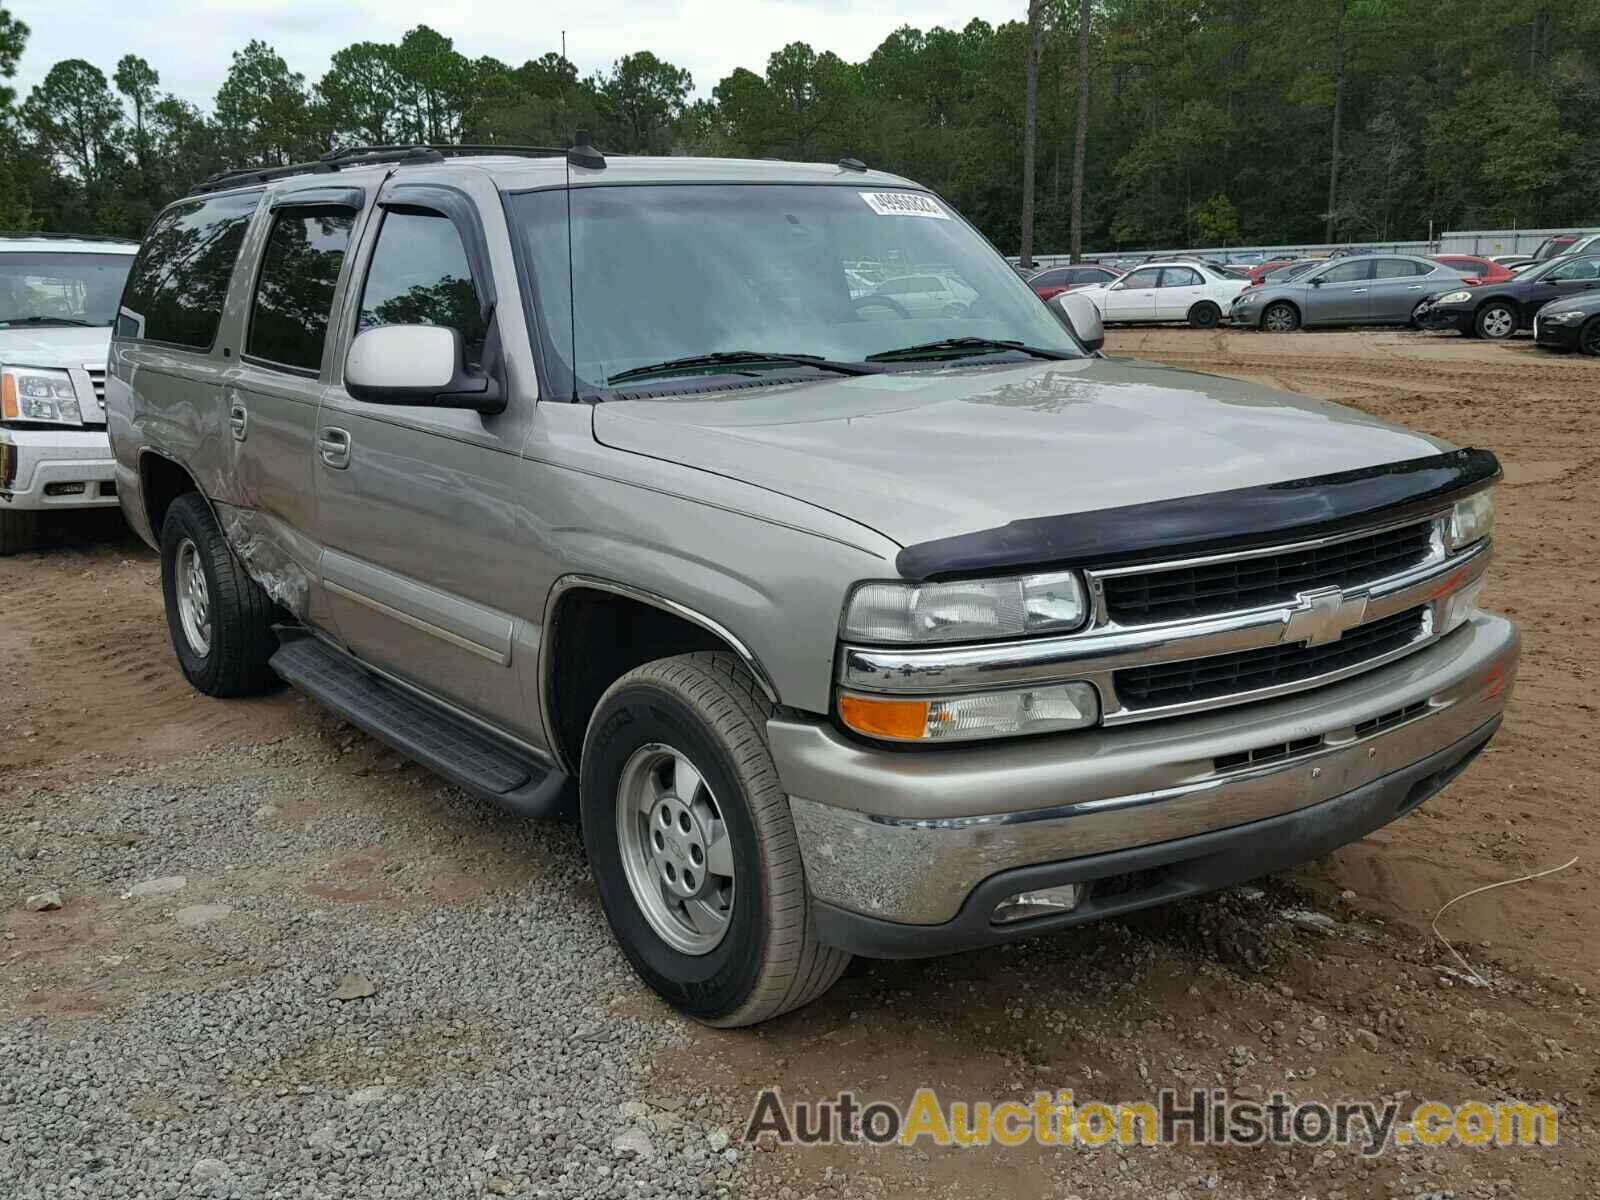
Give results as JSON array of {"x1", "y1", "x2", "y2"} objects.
[{"x1": 1437, "y1": 227, "x2": 1600, "y2": 256}]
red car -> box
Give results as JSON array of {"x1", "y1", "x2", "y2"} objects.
[
  {"x1": 1028, "y1": 263, "x2": 1124, "y2": 301},
  {"x1": 1431, "y1": 255, "x2": 1514, "y2": 284},
  {"x1": 1247, "y1": 258, "x2": 1297, "y2": 284}
]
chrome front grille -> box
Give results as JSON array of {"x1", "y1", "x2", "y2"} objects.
[
  {"x1": 1115, "y1": 605, "x2": 1429, "y2": 711},
  {"x1": 839, "y1": 507, "x2": 1487, "y2": 726},
  {"x1": 82, "y1": 363, "x2": 107, "y2": 409},
  {"x1": 1103, "y1": 520, "x2": 1435, "y2": 625}
]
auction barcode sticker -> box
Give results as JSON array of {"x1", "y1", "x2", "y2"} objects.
[{"x1": 860, "y1": 192, "x2": 949, "y2": 219}]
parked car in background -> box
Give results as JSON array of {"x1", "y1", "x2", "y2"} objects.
[
  {"x1": 1073, "y1": 261, "x2": 1247, "y2": 327},
  {"x1": 1431, "y1": 255, "x2": 1514, "y2": 283},
  {"x1": 1028, "y1": 263, "x2": 1123, "y2": 301},
  {"x1": 1532, "y1": 289, "x2": 1600, "y2": 355},
  {"x1": 863, "y1": 272, "x2": 979, "y2": 318},
  {"x1": 1247, "y1": 258, "x2": 1297, "y2": 283},
  {"x1": 1488, "y1": 255, "x2": 1537, "y2": 271},
  {"x1": 1232, "y1": 254, "x2": 1469, "y2": 332},
  {"x1": 1414, "y1": 254, "x2": 1600, "y2": 339},
  {"x1": 1559, "y1": 233, "x2": 1600, "y2": 259},
  {"x1": 0, "y1": 233, "x2": 139, "y2": 553},
  {"x1": 1529, "y1": 233, "x2": 1582, "y2": 261},
  {"x1": 1250, "y1": 259, "x2": 1321, "y2": 288}
]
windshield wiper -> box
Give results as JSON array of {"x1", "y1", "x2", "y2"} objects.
[
  {"x1": 2, "y1": 316, "x2": 97, "y2": 327},
  {"x1": 865, "y1": 337, "x2": 1071, "y2": 363},
  {"x1": 608, "y1": 350, "x2": 875, "y2": 385}
]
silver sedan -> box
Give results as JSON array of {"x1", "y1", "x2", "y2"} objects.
[{"x1": 1231, "y1": 254, "x2": 1471, "y2": 332}]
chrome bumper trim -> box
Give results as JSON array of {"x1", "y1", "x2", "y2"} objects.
[
  {"x1": 784, "y1": 614, "x2": 1517, "y2": 924},
  {"x1": 839, "y1": 536, "x2": 1489, "y2": 725}
]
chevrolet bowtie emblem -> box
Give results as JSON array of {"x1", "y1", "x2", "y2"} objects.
[{"x1": 1281, "y1": 585, "x2": 1368, "y2": 646}]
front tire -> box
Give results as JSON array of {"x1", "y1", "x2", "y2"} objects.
[
  {"x1": 580, "y1": 651, "x2": 849, "y2": 1026},
  {"x1": 1262, "y1": 301, "x2": 1300, "y2": 332},
  {"x1": 1187, "y1": 301, "x2": 1221, "y2": 329},
  {"x1": 0, "y1": 509, "x2": 40, "y2": 556},
  {"x1": 1582, "y1": 316, "x2": 1600, "y2": 357},
  {"x1": 1474, "y1": 302, "x2": 1516, "y2": 340},
  {"x1": 159, "y1": 493, "x2": 279, "y2": 696}
]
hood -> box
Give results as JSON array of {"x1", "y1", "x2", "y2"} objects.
[
  {"x1": 0, "y1": 325, "x2": 112, "y2": 368},
  {"x1": 592, "y1": 358, "x2": 1451, "y2": 549}
]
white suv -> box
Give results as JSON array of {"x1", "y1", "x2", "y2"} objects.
[{"x1": 0, "y1": 234, "x2": 138, "y2": 553}]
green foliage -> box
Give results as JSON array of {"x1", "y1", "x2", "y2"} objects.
[{"x1": 0, "y1": 1, "x2": 1594, "y2": 250}]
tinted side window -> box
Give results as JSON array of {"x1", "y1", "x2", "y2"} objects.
[
  {"x1": 358, "y1": 209, "x2": 487, "y2": 364},
  {"x1": 1319, "y1": 261, "x2": 1370, "y2": 284},
  {"x1": 246, "y1": 209, "x2": 357, "y2": 372},
  {"x1": 1373, "y1": 259, "x2": 1424, "y2": 279},
  {"x1": 1033, "y1": 269, "x2": 1070, "y2": 286},
  {"x1": 119, "y1": 192, "x2": 259, "y2": 348},
  {"x1": 1548, "y1": 256, "x2": 1600, "y2": 280}
]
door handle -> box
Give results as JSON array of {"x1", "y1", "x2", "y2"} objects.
[
  {"x1": 229, "y1": 400, "x2": 248, "y2": 442},
  {"x1": 1407, "y1": 285, "x2": 1424, "y2": 290},
  {"x1": 319, "y1": 427, "x2": 351, "y2": 470}
]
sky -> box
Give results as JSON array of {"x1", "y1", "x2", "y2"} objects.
[{"x1": 9, "y1": 0, "x2": 1023, "y2": 110}]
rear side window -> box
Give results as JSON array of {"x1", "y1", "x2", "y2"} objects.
[
  {"x1": 358, "y1": 209, "x2": 486, "y2": 365},
  {"x1": 1374, "y1": 259, "x2": 1427, "y2": 278},
  {"x1": 118, "y1": 192, "x2": 259, "y2": 349},
  {"x1": 1158, "y1": 267, "x2": 1202, "y2": 287},
  {"x1": 246, "y1": 209, "x2": 357, "y2": 373}
]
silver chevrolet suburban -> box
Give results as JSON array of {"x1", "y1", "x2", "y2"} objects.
[{"x1": 108, "y1": 143, "x2": 1518, "y2": 1026}]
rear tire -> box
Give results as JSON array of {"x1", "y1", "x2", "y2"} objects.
[
  {"x1": 1474, "y1": 302, "x2": 1516, "y2": 340},
  {"x1": 1187, "y1": 301, "x2": 1221, "y2": 329},
  {"x1": 1262, "y1": 301, "x2": 1300, "y2": 333},
  {"x1": 0, "y1": 509, "x2": 40, "y2": 556},
  {"x1": 580, "y1": 651, "x2": 849, "y2": 1026},
  {"x1": 159, "y1": 493, "x2": 280, "y2": 696}
]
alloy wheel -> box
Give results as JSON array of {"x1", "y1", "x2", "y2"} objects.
[
  {"x1": 1480, "y1": 306, "x2": 1515, "y2": 339},
  {"x1": 615, "y1": 743, "x2": 736, "y2": 955}
]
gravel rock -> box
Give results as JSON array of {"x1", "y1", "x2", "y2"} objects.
[
  {"x1": 706, "y1": 1128, "x2": 730, "y2": 1152},
  {"x1": 174, "y1": 902, "x2": 232, "y2": 927},
  {"x1": 332, "y1": 973, "x2": 376, "y2": 1001},
  {"x1": 23, "y1": 889, "x2": 62, "y2": 912},
  {"x1": 126, "y1": 874, "x2": 187, "y2": 899},
  {"x1": 612, "y1": 1126, "x2": 656, "y2": 1159}
]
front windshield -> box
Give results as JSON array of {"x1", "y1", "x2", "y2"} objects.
[
  {"x1": 0, "y1": 251, "x2": 134, "y2": 327},
  {"x1": 511, "y1": 184, "x2": 1082, "y2": 394}
]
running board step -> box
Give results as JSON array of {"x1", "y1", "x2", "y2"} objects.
[{"x1": 269, "y1": 635, "x2": 572, "y2": 818}]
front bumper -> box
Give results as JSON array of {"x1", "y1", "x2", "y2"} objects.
[
  {"x1": 773, "y1": 613, "x2": 1517, "y2": 942},
  {"x1": 1228, "y1": 301, "x2": 1261, "y2": 327},
  {"x1": 1413, "y1": 302, "x2": 1474, "y2": 333},
  {"x1": 0, "y1": 426, "x2": 119, "y2": 511},
  {"x1": 1533, "y1": 314, "x2": 1583, "y2": 350}
]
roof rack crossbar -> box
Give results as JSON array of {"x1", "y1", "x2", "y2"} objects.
[{"x1": 188, "y1": 143, "x2": 583, "y2": 196}]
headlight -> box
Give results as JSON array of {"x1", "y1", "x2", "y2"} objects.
[
  {"x1": 1446, "y1": 490, "x2": 1494, "y2": 550},
  {"x1": 838, "y1": 681, "x2": 1100, "y2": 743},
  {"x1": 1436, "y1": 290, "x2": 1473, "y2": 305},
  {"x1": 1, "y1": 367, "x2": 83, "y2": 426},
  {"x1": 842, "y1": 571, "x2": 1087, "y2": 644},
  {"x1": 1542, "y1": 310, "x2": 1587, "y2": 324},
  {"x1": 1235, "y1": 292, "x2": 1258, "y2": 306}
]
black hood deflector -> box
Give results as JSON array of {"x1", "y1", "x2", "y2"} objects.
[{"x1": 895, "y1": 447, "x2": 1501, "y2": 581}]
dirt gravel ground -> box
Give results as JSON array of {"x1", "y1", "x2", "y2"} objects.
[{"x1": 2, "y1": 328, "x2": 1596, "y2": 1198}]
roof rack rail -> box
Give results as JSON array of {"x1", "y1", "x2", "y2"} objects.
[
  {"x1": 188, "y1": 143, "x2": 583, "y2": 196},
  {"x1": 0, "y1": 230, "x2": 140, "y2": 243}
]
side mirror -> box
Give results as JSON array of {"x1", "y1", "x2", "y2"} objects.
[
  {"x1": 344, "y1": 324, "x2": 504, "y2": 414},
  {"x1": 1052, "y1": 291, "x2": 1104, "y2": 353},
  {"x1": 1309, "y1": 276, "x2": 1325, "y2": 286}
]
